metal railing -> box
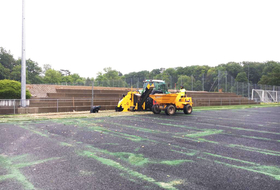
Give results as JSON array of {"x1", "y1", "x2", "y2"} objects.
[{"x1": 0, "y1": 96, "x2": 259, "y2": 115}]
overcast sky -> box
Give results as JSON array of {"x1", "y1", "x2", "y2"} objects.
[{"x1": 1, "y1": 0, "x2": 280, "y2": 78}]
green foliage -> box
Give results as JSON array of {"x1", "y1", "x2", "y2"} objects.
[
  {"x1": 85, "y1": 77, "x2": 93, "y2": 86},
  {"x1": 96, "y1": 67, "x2": 126, "y2": 87},
  {"x1": 177, "y1": 75, "x2": 191, "y2": 90},
  {"x1": 26, "y1": 59, "x2": 43, "y2": 84},
  {"x1": 259, "y1": 63, "x2": 280, "y2": 85},
  {"x1": 224, "y1": 62, "x2": 243, "y2": 78},
  {"x1": 0, "y1": 47, "x2": 17, "y2": 70},
  {"x1": 10, "y1": 65, "x2": 21, "y2": 81},
  {"x1": 0, "y1": 63, "x2": 10, "y2": 80},
  {"x1": 235, "y1": 72, "x2": 248, "y2": 82},
  {"x1": 44, "y1": 69, "x2": 62, "y2": 84},
  {"x1": 0, "y1": 79, "x2": 31, "y2": 99},
  {"x1": 0, "y1": 47, "x2": 279, "y2": 89},
  {"x1": 61, "y1": 75, "x2": 74, "y2": 84}
]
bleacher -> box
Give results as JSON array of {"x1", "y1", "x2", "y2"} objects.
[{"x1": 0, "y1": 85, "x2": 259, "y2": 114}]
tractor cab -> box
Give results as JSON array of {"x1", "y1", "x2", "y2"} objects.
[{"x1": 142, "y1": 80, "x2": 169, "y2": 95}]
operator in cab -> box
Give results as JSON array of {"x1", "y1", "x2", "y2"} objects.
[{"x1": 180, "y1": 86, "x2": 186, "y2": 93}]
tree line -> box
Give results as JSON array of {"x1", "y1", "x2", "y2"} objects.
[
  {"x1": 1, "y1": 47, "x2": 279, "y2": 91},
  {"x1": 0, "y1": 47, "x2": 91, "y2": 85}
]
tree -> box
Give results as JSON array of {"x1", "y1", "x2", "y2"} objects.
[
  {"x1": 149, "y1": 69, "x2": 161, "y2": 78},
  {"x1": 242, "y1": 62, "x2": 264, "y2": 84},
  {"x1": 0, "y1": 47, "x2": 17, "y2": 79},
  {"x1": 76, "y1": 78, "x2": 85, "y2": 85},
  {"x1": 60, "y1": 69, "x2": 71, "y2": 76},
  {"x1": 205, "y1": 68, "x2": 218, "y2": 91},
  {"x1": 102, "y1": 67, "x2": 120, "y2": 80},
  {"x1": 44, "y1": 69, "x2": 62, "y2": 84},
  {"x1": 95, "y1": 67, "x2": 125, "y2": 87},
  {"x1": 71, "y1": 73, "x2": 83, "y2": 83},
  {"x1": 164, "y1": 68, "x2": 177, "y2": 88},
  {"x1": 176, "y1": 75, "x2": 192, "y2": 90},
  {"x1": 224, "y1": 62, "x2": 243, "y2": 78},
  {"x1": 194, "y1": 80, "x2": 202, "y2": 91},
  {"x1": 10, "y1": 65, "x2": 22, "y2": 81},
  {"x1": 43, "y1": 64, "x2": 52, "y2": 74},
  {"x1": 85, "y1": 77, "x2": 93, "y2": 86},
  {"x1": 61, "y1": 75, "x2": 73, "y2": 84},
  {"x1": 0, "y1": 47, "x2": 17, "y2": 70},
  {"x1": 26, "y1": 59, "x2": 43, "y2": 84},
  {"x1": 0, "y1": 63, "x2": 10, "y2": 80},
  {"x1": 258, "y1": 63, "x2": 280, "y2": 85},
  {"x1": 235, "y1": 72, "x2": 248, "y2": 82},
  {"x1": 261, "y1": 61, "x2": 279, "y2": 76},
  {"x1": 0, "y1": 79, "x2": 31, "y2": 99}
]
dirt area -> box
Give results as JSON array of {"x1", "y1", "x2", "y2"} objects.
[
  {"x1": 0, "y1": 110, "x2": 153, "y2": 122},
  {"x1": 1, "y1": 104, "x2": 279, "y2": 122}
]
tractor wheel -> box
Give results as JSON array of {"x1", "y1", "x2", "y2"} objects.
[
  {"x1": 145, "y1": 97, "x2": 154, "y2": 110},
  {"x1": 165, "y1": 105, "x2": 176, "y2": 115},
  {"x1": 152, "y1": 105, "x2": 161, "y2": 114},
  {"x1": 115, "y1": 106, "x2": 123, "y2": 112},
  {"x1": 183, "y1": 105, "x2": 192, "y2": 114}
]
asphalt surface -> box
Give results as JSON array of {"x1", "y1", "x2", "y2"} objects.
[{"x1": 0, "y1": 107, "x2": 280, "y2": 190}]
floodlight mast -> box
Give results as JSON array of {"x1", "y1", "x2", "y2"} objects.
[{"x1": 21, "y1": 0, "x2": 26, "y2": 107}]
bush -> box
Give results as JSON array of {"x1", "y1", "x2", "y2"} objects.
[{"x1": 0, "y1": 79, "x2": 31, "y2": 99}]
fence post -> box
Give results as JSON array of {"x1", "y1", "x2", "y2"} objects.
[
  {"x1": 91, "y1": 80, "x2": 94, "y2": 107},
  {"x1": 191, "y1": 75, "x2": 193, "y2": 91},
  {"x1": 14, "y1": 99, "x2": 16, "y2": 114},
  {"x1": 225, "y1": 71, "x2": 227, "y2": 92},
  {"x1": 57, "y1": 99, "x2": 59, "y2": 112},
  {"x1": 218, "y1": 70, "x2": 220, "y2": 91},
  {"x1": 202, "y1": 73, "x2": 204, "y2": 91}
]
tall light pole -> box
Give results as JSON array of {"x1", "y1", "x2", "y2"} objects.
[
  {"x1": 247, "y1": 63, "x2": 250, "y2": 99},
  {"x1": 21, "y1": 0, "x2": 26, "y2": 107}
]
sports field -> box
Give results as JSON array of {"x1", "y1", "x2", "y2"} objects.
[{"x1": 0, "y1": 105, "x2": 280, "y2": 190}]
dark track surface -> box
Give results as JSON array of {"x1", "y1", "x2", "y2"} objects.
[{"x1": 1, "y1": 107, "x2": 280, "y2": 190}]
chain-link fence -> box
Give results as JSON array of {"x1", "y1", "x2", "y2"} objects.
[
  {"x1": 215, "y1": 70, "x2": 280, "y2": 100},
  {"x1": 0, "y1": 96, "x2": 261, "y2": 115},
  {"x1": 55, "y1": 72, "x2": 280, "y2": 99},
  {"x1": 27, "y1": 70, "x2": 280, "y2": 100},
  {"x1": 0, "y1": 98, "x2": 115, "y2": 114}
]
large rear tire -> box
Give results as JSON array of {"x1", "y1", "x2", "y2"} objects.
[
  {"x1": 152, "y1": 105, "x2": 161, "y2": 114},
  {"x1": 165, "y1": 105, "x2": 176, "y2": 115},
  {"x1": 183, "y1": 105, "x2": 192, "y2": 114}
]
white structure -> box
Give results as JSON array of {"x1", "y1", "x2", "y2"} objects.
[
  {"x1": 251, "y1": 89, "x2": 279, "y2": 103},
  {"x1": 21, "y1": 0, "x2": 26, "y2": 107}
]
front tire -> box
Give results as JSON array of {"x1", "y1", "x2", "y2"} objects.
[
  {"x1": 115, "y1": 106, "x2": 123, "y2": 112},
  {"x1": 165, "y1": 105, "x2": 176, "y2": 115},
  {"x1": 183, "y1": 105, "x2": 192, "y2": 114}
]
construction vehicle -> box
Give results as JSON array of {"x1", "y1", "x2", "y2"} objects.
[
  {"x1": 149, "y1": 91, "x2": 193, "y2": 115},
  {"x1": 140, "y1": 80, "x2": 169, "y2": 94},
  {"x1": 115, "y1": 80, "x2": 169, "y2": 112}
]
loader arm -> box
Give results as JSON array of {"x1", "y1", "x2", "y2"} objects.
[{"x1": 137, "y1": 84, "x2": 154, "y2": 111}]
